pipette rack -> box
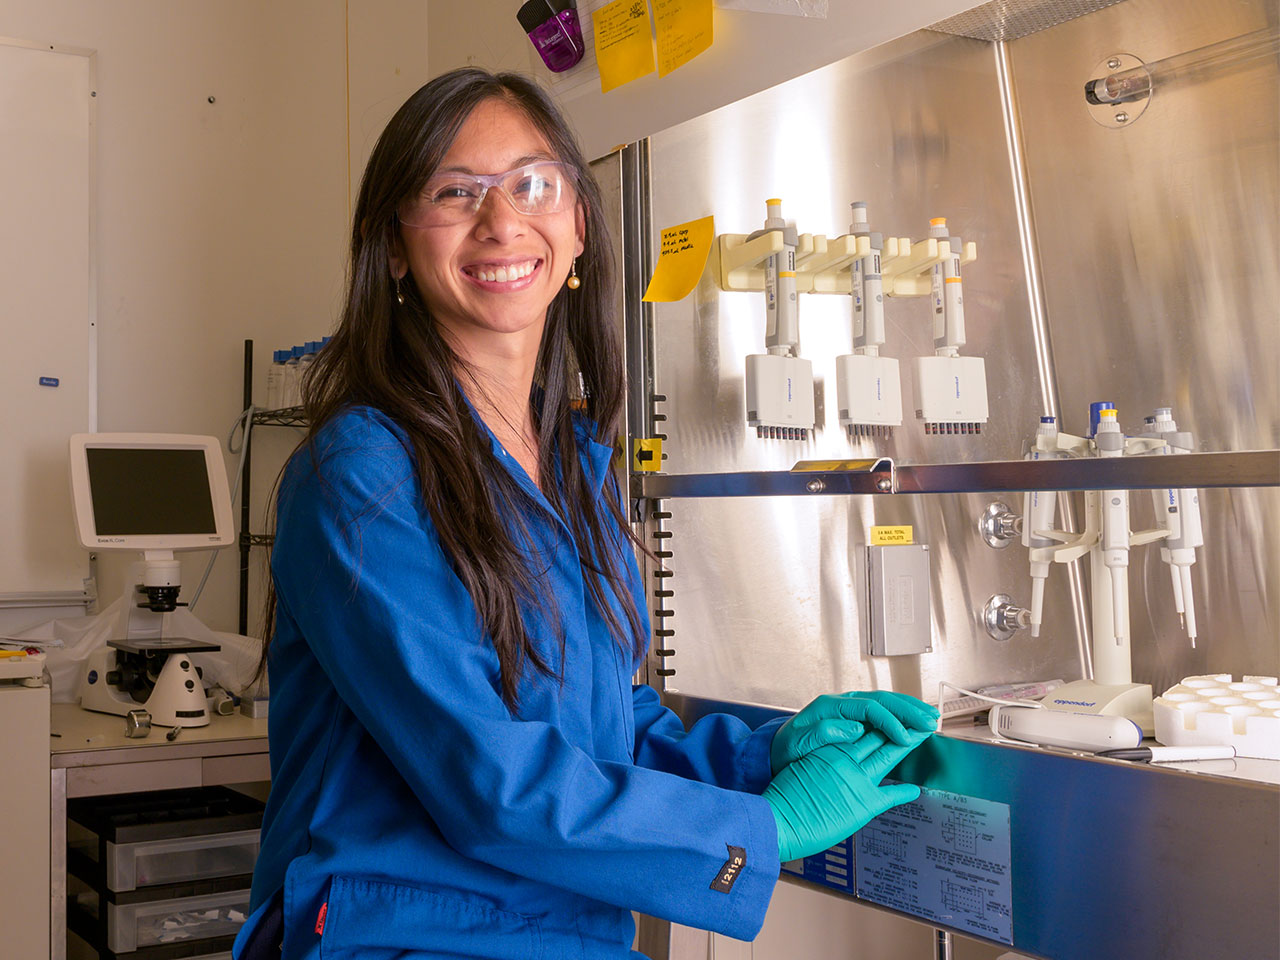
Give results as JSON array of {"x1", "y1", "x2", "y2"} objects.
[{"x1": 713, "y1": 231, "x2": 977, "y2": 297}]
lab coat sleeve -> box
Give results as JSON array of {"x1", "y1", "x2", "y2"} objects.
[
  {"x1": 271, "y1": 412, "x2": 779, "y2": 940},
  {"x1": 631, "y1": 684, "x2": 785, "y2": 794}
]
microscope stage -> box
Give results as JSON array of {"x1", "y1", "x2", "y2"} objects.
[{"x1": 108, "y1": 637, "x2": 222, "y2": 654}]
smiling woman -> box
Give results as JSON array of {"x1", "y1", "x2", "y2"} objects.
[
  {"x1": 233, "y1": 67, "x2": 935, "y2": 960},
  {"x1": 389, "y1": 98, "x2": 585, "y2": 439}
]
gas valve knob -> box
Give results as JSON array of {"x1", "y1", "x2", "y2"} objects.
[
  {"x1": 984, "y1": 594, "x2": 1032, "y2": 642},
  {"x1": 979, "y1": 501, "x2": 1023, "y2": 549}
]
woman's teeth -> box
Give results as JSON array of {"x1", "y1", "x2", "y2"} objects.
[{"x1": 470, "y1": 261, "x2": 536, "y2": 283}]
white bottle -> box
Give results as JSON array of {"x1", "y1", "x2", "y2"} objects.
[
  {"x1": 297, "y1": 341, "x2": 320, "y2": 402},
  {"x1": 282, "y1": 346, "x2": 303, "y2": 408},
  {"x1": 265, "y1": 350, "x2": 287, "y2": 410}
]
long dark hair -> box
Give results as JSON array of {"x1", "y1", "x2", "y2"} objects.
[{"x1": 261, "y1": 69, "x2": 646, "y2": 710}]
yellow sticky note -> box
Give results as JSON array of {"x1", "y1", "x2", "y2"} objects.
[
  {"x1": 653, "y1": 0, "x2": 713, "y2": 77},
  {"x1": 642, "y1": 216, "x2": 715, "y2": 302},
  {"x1": 594, "y1": 0, "x2": 656, "y2": 94},
  {"x1": 870, "y1": 526, "x2": 914, "y2": 546}
]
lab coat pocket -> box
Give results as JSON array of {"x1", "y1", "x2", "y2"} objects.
[{"x1": 320, "y1": 874, "x2": 543, "y2": 960}]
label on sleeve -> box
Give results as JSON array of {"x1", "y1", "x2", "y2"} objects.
[{"x1": 710, "y1": 844, "x2": 747, "y2": 893}]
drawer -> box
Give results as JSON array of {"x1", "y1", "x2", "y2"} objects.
[
  {"x1": 105, "y1": 888, "x2": 250, "y2": 954},
  {"x1": 106, "y1": 829, "x2": 260, "y2": 892},
  {"x1": 68, "y1": 926, "x2": 234, "y2": 960},
  {"x1": 68, "y1": 786, "x2": 264, "y2": 845}
]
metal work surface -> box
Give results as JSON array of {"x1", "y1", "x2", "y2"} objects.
[
  {"x1": 668, "y1": 693, "x2": 1280, "y2": 960},
  {"x1": 637, "y1": 3, "x2": 1278, "y2": 715},
  {"x1": 644, "y1": 30, "x2": 1087, "y2": 712}
]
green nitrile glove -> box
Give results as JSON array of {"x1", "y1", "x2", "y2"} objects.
[
  {"x1": 763, "y1": 731, "x2": 932, "y2": 862},
  {"x1": 852, "y1": 727, "x2": 933, "y2": 784},
  {"x1": 770, "y1": 691, "x2": 940, "y2": 775}
]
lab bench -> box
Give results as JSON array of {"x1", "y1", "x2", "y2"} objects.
[{"x1": 50, "y1": 703, "x2": 269, "y2": 960}]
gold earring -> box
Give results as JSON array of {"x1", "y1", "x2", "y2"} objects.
[
  {"x1": 395, "y1": 276, "x2": 405, "y2": 305},
  {"x1": 566, "y1": 259, "x2": 580, "y2": 290}
]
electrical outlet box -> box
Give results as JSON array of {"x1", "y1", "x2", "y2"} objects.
[
  {"x1": 863, "y1": 543, "x2": 932, "y2": 657},
  {"x1": 745, "y1": 353, "x2": 815, "y2": 430}
]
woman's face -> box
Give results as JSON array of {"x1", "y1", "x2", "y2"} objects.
[{"x1": 390, "y1": 98, "x2": 585, "y2": 356}]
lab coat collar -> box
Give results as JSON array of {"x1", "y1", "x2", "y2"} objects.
[{"x1": 460, "y1": 385, "x2": 617, "y2": 498}]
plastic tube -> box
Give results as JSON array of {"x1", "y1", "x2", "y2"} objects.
[{"x1": 1086, "y1": 26, "x2": 1278, "y2": 105}]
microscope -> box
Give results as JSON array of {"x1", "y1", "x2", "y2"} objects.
[{"x1": 69, "y1": 434, "x2": 235, "y2": 728}]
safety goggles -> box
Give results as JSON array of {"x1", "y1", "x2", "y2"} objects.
[{"x1": 398, "y1": 160, "x2": 575, "y2": 227}]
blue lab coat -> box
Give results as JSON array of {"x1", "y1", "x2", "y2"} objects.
[{"x1": 234, "y1": 406, "x2": 784, "y2": 959}]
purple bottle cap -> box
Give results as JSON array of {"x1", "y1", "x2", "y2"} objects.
[{"x1": 518, "y1": 0, "x2": 584, "y2": 73}]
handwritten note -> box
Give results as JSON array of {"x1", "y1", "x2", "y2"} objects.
[
  {"x1": 642, "y1": 216, "x2": 715, "y2": 302},
  {"x1": 654, "y1": 0, "x2": 713, "y2": 77},
  {"x1": 593, "y1": 0, "x2": 656, "y2": 94}
]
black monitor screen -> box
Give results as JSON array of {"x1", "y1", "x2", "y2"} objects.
[{"x1": 85, "y1": 448, "x2": 218, "y2": 536}]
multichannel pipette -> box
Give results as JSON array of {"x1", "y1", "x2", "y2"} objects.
[
  {"x1": 744, "y1": 199, "x2": 814, "y2": 441},
  {"x1": 912, "y1": 217, "x2": 988, "y2": 436},
  {"x1": 835, "y1": 202, "x2": 902, "y2": 440}
]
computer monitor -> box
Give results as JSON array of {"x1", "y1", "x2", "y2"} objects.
[{"x1": 68, "y1": 433, "x2": 236, "y2": 554}]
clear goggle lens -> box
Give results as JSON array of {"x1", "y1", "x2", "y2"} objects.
[{"x1": 399, "y1": 161, "x2": 574, "y2": 227}]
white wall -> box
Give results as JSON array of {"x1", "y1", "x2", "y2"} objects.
[
  {"x1": 0, "y1": 0, "x2": 431, "y2": 634},
  {"x1": 428, "y1": 0, "x2": 987, "y2": 159}
]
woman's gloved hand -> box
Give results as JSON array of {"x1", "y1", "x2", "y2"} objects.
[
  {"x1": 770, "y1": 691, "x2": 939, "y2": 775},
  {"x1": 763, "y1": 728, "x2": 932, "y2": 862}
]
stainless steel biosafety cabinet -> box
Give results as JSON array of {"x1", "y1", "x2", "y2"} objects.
[{"x1": 591, "y1": 1, "x2": 1280, "y2": 957}]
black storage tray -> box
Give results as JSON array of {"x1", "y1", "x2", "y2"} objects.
[
  {"x1": 67, "y1": 787, "x2": 261, "y2": 956},
  {"x1": 67, "y1": 786, "x2": 264, "y2": 844}
]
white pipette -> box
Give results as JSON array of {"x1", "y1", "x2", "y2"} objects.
[
  {"x1": 1095, "y1": 408, "x2": 1130, "y2": 644},
  {"x1": 1149, "y1": 407, "x2": 1204, "y2": 645},
  {"x1": 928, "y1": 217, "x2": 965, "y2": 356},
  {"x1": 1022, "y1": 416, "x2": 1064, "y2": 636},
  {"x1": 762, "y1": 199, "x2": 799, "y2": 361}
]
